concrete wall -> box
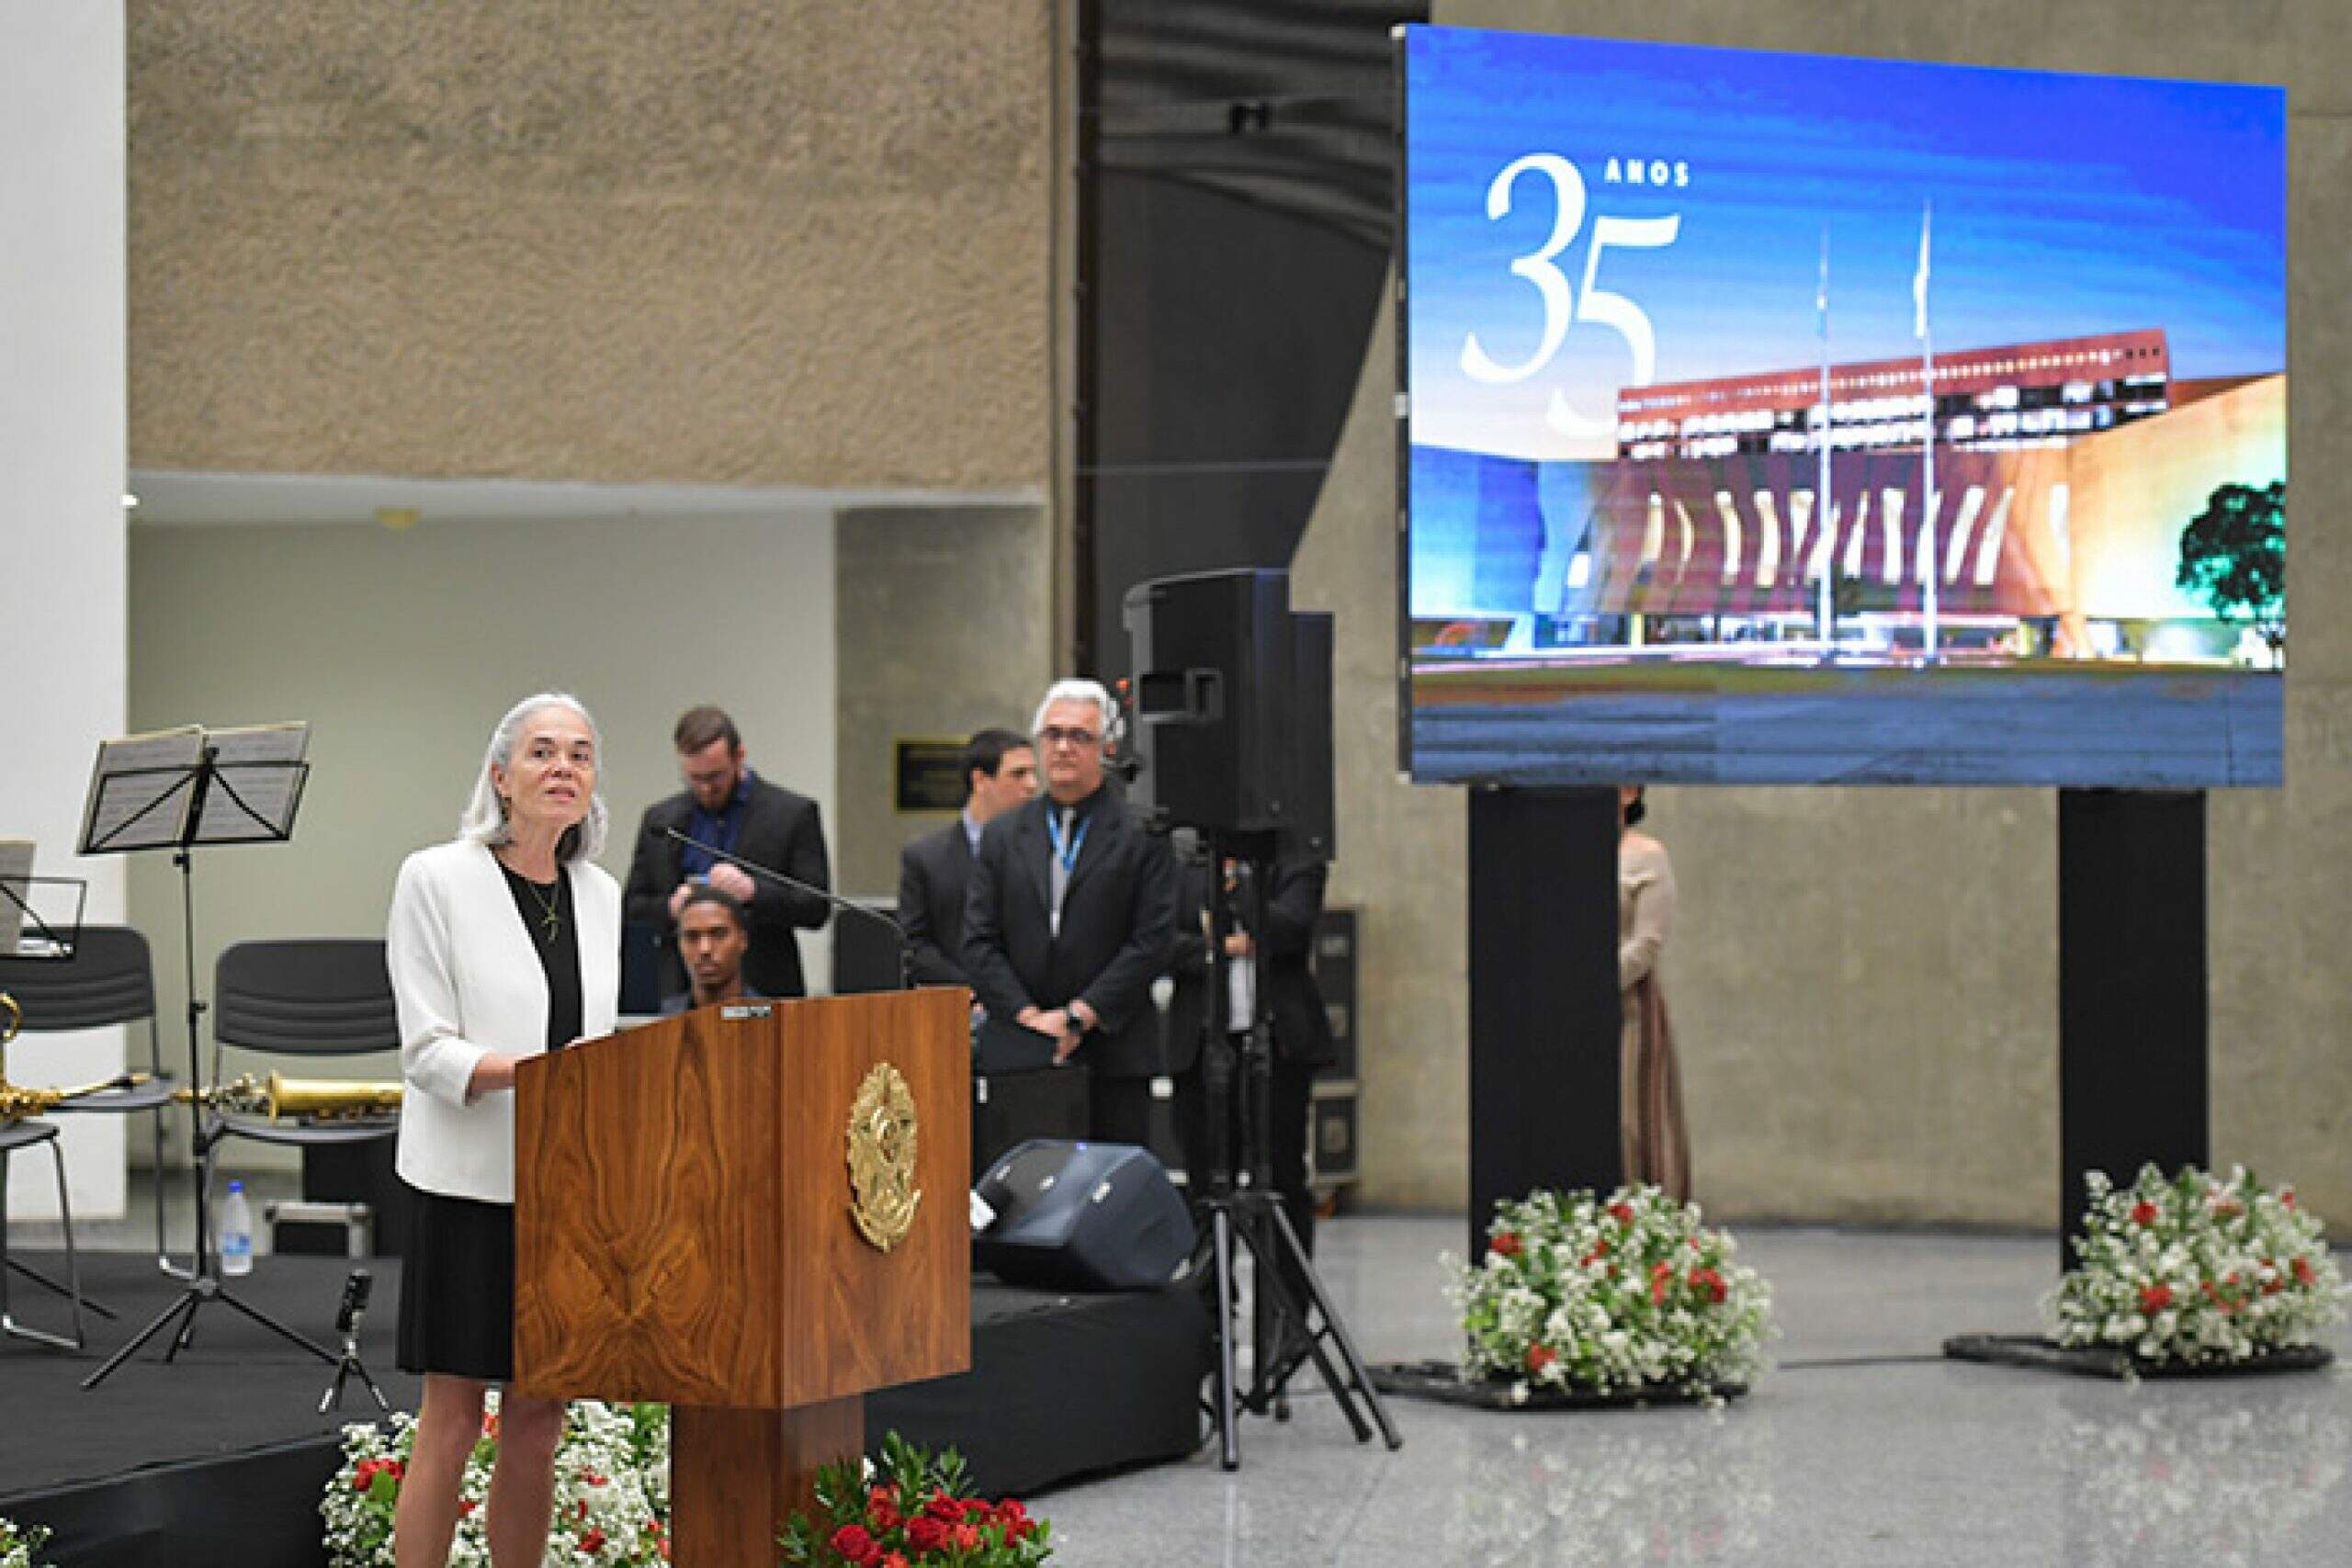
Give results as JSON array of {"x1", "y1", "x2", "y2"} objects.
[
  {"x1": 1300, "y1": 0, "x2": 2350, "y2": 1225},
  {"x1": 127, "y1": 0, "x2": 1053, "y2": 491},
  {"x1": 126, "y1": 510, "x2": 837, "y2": 1172},
  {"x1": 833, "y1": 505, "x2": 1055, "y2": 901},
  {"x1": 2, "y1": 4, "x2": 128, "y2": 1222}
]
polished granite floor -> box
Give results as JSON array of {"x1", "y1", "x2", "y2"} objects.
[
  {"x1": 15, "y1": 1192, "x2": 2348, "y2": 1565},
  {"x1": 1041, "y1": 1215, "x2": 2352, "y2": 1568}
]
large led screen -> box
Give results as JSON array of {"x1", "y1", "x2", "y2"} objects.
[{"x1": 1398, "y1": 27, "x2": 2286, "y2": 786}]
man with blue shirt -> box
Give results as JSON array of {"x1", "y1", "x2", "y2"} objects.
[
  {"x1": 623, "y1": 705, "x2": 831, "y2": 999},
  {"x1": 898, "y1": 728, "x2": 1035, "y2": 995}
]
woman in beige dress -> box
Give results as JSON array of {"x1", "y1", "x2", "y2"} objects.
[{"x1": 1618, "y1": 785, "x2": 1690, "y2": 1200}]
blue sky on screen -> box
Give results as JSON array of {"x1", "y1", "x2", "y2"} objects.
[{"x1": 1403, "y1": 28, "x2": 2286, "y2": 462}]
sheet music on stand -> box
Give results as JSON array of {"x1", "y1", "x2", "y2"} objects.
[
  {"x1": 0, "y1": 840, "x2": 87, "y2": 960},
  {"x1": 78, "y1": 722, "x2": 311, "y2": 854},
  {"x1": 197, "y1": 722, "x2": 311, "y2": 842}
]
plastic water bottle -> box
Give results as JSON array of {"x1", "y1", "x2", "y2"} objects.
[{"x1": 220, "y1": 1180, "x2": 255, "y2": 1277}]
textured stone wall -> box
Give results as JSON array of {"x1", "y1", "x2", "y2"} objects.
[
  {"x1": 1300, "y1": 0, "x2": 2351, "y2": 1224},
  {"x1": 833, "y1": 503, "x2": 1055, "y2": 900},
  {"x1": 128, "y1": 1, "x2": 1053, "y2": 490}
]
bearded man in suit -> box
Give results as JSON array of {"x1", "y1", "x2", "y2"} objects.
[{"x1": 622, "y1": 705, "x2": 831, "y2": 1000}]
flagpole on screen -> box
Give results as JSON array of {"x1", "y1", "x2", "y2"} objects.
[
  {"x1": 1914, "y1": 201, "x2": 1939, "y2": 663},
  {"x1": 1817, "y1": 226, "x2": 1835, "y2": 656}
]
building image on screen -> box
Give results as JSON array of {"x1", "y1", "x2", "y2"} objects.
[{"x1": 1397, "y1": 27, "x2": 2286, "y2": 787}]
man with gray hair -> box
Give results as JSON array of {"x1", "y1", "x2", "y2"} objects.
[{"x1": 962, "y1": 678, "x2": 1177, "y2": 1144}]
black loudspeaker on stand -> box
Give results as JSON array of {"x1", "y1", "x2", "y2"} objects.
[
  {"x1": 1186, "y1": 845, "x2": 1399, "y2": 1468},
  {"x1": 1123, "y1": 566, "x2": 1394, "y2": 1468},
  {"x1": 1121, "y1": 569, "x2": 1334, "y2": 862}
]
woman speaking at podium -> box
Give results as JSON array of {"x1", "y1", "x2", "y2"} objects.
[{"x1": 385, "y1": 694, "x2": 620, "y2": 1567}]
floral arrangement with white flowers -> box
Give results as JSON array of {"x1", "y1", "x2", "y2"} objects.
[
  {"x1": 1444, "y1": 1186, "x2": 1774, "y2": 1402},
  {"x1": 322, "y1": 1394, "x2": 670, "y2": 1567},
  {"x1": 0, "y1": 1517, "x2": 53, "y2": 1568},
  {"x1": 2047, "y1": 1164, "x2": 2346, "y2": 1366}
]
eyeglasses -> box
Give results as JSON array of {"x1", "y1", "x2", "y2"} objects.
[{"x1": 1037, "y1": 726, "x2": 1101, "y2": 750}]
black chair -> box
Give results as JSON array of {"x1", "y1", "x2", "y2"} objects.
[
  {"x1": 201, "y1": 940, "x2": 401, "y2": 1211},
  {"x1": 0, "y1": 926, "x2": 179, "y2": 1268},
  {"x1": 0, "y1": 1114, "x2": 91, "y2": 1350},
  {"x1": 83, "y1": 940, "x2": 399, "y2": 1386}
]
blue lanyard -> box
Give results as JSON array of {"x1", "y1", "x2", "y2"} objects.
[{"x1": 1046, "y1": 807, "x2": 1090, "y2": 874}]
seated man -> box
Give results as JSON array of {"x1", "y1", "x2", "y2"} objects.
[{"x1": 659, "y1": 886, "x2": 765, "y2": 1014}]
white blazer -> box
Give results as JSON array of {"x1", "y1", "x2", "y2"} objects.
[{"x1": 387, "y1": 839, "x2": 620, "y2": 1203}]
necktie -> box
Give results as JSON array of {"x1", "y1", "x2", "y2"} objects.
[{"x1": 1050, "y1": 807, "x2": 1074, "y2": 935}]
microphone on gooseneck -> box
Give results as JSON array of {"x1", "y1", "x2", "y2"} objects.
[{"x1": 664, "y1": 827, "x2": 913, "y2": 991}]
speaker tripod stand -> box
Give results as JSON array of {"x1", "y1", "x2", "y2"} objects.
[{"x1": 1188, "y1": 851, "x2": 1399, "y2": 1469}]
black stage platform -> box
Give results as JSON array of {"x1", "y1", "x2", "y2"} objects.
[{"x1": 0, "y1": 1250, "x2": 1208, "y2": 1568}]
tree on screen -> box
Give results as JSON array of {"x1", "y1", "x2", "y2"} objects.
[{"x1": 2176, "y1": 481, "x2": 2284, "y2": 655}]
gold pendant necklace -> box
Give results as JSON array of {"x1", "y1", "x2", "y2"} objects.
[{"x1": 520, "y1": 872, "x2": 561, "y2": 945}]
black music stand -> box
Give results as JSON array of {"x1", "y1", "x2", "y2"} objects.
[
  {"x1": 0, "y1": 865, "x2": 87, "y2": 964},
  {"x1": 72, "y1": 726, "x2": 335, "y2": 1389},
  {"x1": 2, "y1": 864, "x2": 99, "y2": 1326}
]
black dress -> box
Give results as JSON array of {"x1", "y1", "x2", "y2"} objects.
[{"x1": 395, "y1": 863, "x2": 582, "y2": 1382}]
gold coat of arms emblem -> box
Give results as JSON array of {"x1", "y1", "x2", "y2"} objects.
[{"x1": 846, "y1": 1062, "x2": 922, "y2": 1252}]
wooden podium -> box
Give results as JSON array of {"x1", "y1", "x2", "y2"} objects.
[{"x1": 514, "y1": 988, "x2": 971, "y2": 1568}]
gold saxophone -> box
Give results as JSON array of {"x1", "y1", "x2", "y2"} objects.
[
  {"x1": 1, "y1": 995, "x2": 400, "y2": 1123},
  {"x1": 1, "y1": 997, "x2": 163, "y2": 1121},
  {"x1": 186, "y1": 1072, "x2": 403, "y2": 1122}
]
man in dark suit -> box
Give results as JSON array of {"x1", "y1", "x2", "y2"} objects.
[
  {"x1": 1166, "y1": 849, "x2": 1336, "y2": 1265},
  {"x1": 898, "y1": 728, "x2": 1035, "y2": 992},
  {"x1": 962, "y1": 679, "x2": 1177, "y2": 1145},
  {"x1": 623, "y1": 705, "x2": 831, "y2": 999}
]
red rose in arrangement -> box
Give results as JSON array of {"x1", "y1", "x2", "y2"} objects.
[
  {"x1": 904, "y1": 1516, "x2": 949, "y2": 1554},
  {"x1": 953, "y1": 1522, "x2": 983, "y2": 1551},
  {"x1": 578, "y1": 1528, "x2": 606, "y2": 1554},
  {"x1": 2139, "y1": 1283, "x2": 2173, "y2": 1314},
  {"x1": 2292, "y1": 1256, "x2": 2316, "y2": 1286},
  {"x1": 1608, "y1": 1201, "x2": 1635, "y2": 1225},
  {"x1": 1489, "y1": 1230, "x2": 1522, "y2": 1258},
  {"x1": 2130, "y1": 1201, "x2": 2159, "y2": 1226},
  {"x1": 831, "y1": 1523, "x2": 876, "y2": 1561},
  {"x1": 1526, "y1": 1343, "x2": 1557, "y2": 1374},
  {"x1": 1689, "y1": 1267, "x2": 1727, "y2": 1304}
]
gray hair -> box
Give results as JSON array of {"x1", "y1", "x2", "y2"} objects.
[
  {"x1": 1031, "y1": 678, "x2": 1115, "y2": 740},
  {"x1": 458, "y1": 693, "x2": 609, "y2": 863}
]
